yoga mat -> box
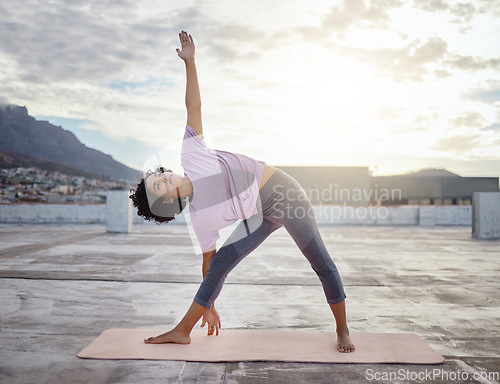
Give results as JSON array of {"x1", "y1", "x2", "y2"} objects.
[{"x1": 78, "y1": 329, "x2": 445, "y2": 364}]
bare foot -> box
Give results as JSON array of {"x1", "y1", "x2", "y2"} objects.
[
  {"x1": 337, "y1": 330, "x2": 355, "y2": 353},
  {"x1": 144, "y1": 329, "x2": 191, "y2": 344}
]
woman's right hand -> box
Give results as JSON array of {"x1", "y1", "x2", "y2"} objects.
[
  {"x1": 201, "y1": 306, "x2": 221, "y2": 336},
  {"x1": 176, "y1": 30, "x2": 195, "y2": 61}
]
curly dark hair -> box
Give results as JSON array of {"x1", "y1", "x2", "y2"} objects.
[{"x1": 129, "y1": 166, "x2": 188, "y2": 224}]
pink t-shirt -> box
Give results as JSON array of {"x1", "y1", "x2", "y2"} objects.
[{"x1": 181, "y1": 125, "x2": 265, "y2": 251}]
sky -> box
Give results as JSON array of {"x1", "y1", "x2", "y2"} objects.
[{"x1": 0, "y1": 0, "x2": 499, "y2": 178}]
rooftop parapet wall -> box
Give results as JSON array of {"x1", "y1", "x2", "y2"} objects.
[
  {"x1": 0, "y1": 204, "x2": 471, "y2": 226},
  {"x1": 313, "y1": 205, "x2": 471, "y2": 226}
]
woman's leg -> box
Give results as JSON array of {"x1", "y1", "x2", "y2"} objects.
[
  {"x1": 285, "y1": 214, "x2": 355, "y2": 351},
  {"x1": 194, "y1": 216, "x2": 282, "y2": 309},
  {"x1": 267, "y1": 170, "x2": 355, "y2": 352},
  {"x1": 144, "y1": 300, "x2": 206, "y2": 344},
  {"x1": 145, "y1": 213, "x2": 282, "y2": 344},
  {"x1": 287, "y1": 210, "x2": 355, "y2": 352}
]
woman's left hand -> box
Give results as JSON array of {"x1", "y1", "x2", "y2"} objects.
[
  {"x1": 201, "y1": 307, "x2": 221, "y2": 336},
  {"x1": 176, "y1": 30, "x2": 195, "y2": 61}
]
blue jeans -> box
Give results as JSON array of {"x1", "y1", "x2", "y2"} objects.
[{"x1": 194, "y1": 168, "x2": 346, "y2": 308}]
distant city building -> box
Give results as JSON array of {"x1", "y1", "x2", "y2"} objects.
[
  {"x1": 52, "y1": 185, "x2": 74, "y2": 195},
  {"x1": 0, "y1": 167, "x2": 124, "y2": 204},
  {"x1": 372, "y1": 169, "x2": 499, "y2": 206},
  {"x1": 277, "y1": 166, "x2": 499, "y2": 206}
]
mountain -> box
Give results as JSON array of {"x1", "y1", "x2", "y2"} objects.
[
  {"x1": 0, "y1": 104, "x2": 141, "y2": 181},
  {"x1": 0, "y1": 149, "x2": 109, "y2": 179}
]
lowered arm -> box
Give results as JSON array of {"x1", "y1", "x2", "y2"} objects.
[{"x1": 201, "y1": 244, "x2": 221, "y2": 335}]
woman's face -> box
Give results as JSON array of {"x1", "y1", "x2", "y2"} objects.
[{"x1": 145, "y1": 170, "x2": 184, "y2": 203}]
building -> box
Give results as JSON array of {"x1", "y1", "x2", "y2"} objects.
[
  {"x1": 51, "y1": 185, "x2": 74, "y2": 194},
  {"x1": 277, "y1": 166, "x2": 499, "y2": 206},
  {"x1": 372, "y1": 169, "x2": 499, "y2": 206}
]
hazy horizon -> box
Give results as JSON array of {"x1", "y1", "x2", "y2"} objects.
[{"x1": 1, "y1": 0, "x2": 499, "y2": 178}]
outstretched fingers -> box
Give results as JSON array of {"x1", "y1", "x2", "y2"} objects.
[
  {"x1": 179, "y1": 30, "x2": 191, "y2": 44},
  {"x1": 201, "y1": 319, "x2": 220, "y2": 336},
  {"x1": 176, "y1": 30, "x2": 195, "y2": 60}
]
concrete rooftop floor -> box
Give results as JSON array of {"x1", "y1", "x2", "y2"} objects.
[{"x1": 0, "y1": 222, "x2": 499, "y2": 384}]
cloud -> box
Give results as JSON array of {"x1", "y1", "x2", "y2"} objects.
[
  {"x1": 3, "y1": 0, "x2": 498, "y2": 90},
  {"x1": 200, "y1": 24, "x2": 266, "y2": 64},
  {"x1": 413, "y1": 0, "x2": 476, "y2": 25},
  {"x1": 413, "y1": 0, "x2": 500, "y2": 33},
  {"x1": 431, "y1": 134, "x2": 481, "y2": 155},
  {"x1": 413, "y1": 0, "x2": 500, "y2": 30},
  {"x1": 413, "y1": 113, "x2": 436, "y2": 126},
  {"x1": 413, "y1": 0, "x2": 448, "y2": 12},
  {"x1": 322, "y1": 0, "x2": 404, "y2": 33},
  {"x1": 294, "y1": 0, "x2": 404, "y2": 41},
  {"x1": 339, "y1": 37, "x2": 450, "y2": 82},
  {"x1": 412, "y1": 37, "x2": 448, "y2": 63},
  {"x1": 0, "y1": 1, "x2": 191, "y2": 83},
  {"x1": 337, "y1": 36, "x2": 500, "y2": 82},
  {"x1": 290, "y1": 1, "x2": 500, "y2": 83},
  {"x1": 0, "y1": 96, "x2": 10, "y2": 106},
  {"x1": 447, "y1": 55, "x2": 500, "y2": 71},
  {"x1": 477, "y1": 0, "x2": 500, "y2": 16},
  {"x1": 450, "y1": 112, "x2": 486, "y2": 129},
  {"x1": 0, "y1": 0, "x2": 273, "y2": 87}
]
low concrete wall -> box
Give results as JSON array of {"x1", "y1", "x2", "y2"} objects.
[
  {"x1": 0, "y1": 204, "x2": 107, "y2": 224},
  {"x1": 313, "y1": 205, "x2": 471, "y2": 226},
  {"x1": 432, "y1": 206, "x2": 473, "y2": 226},
  {"x1": 0, "y1": 204, "x2": 471, "y2": 226},
  {"x1": 473, "y1": 192, "x2": 500, "y2": 239},
  {"x1": 313, "y1": 205, "x2": 419, "y2": 225},
  {"x1": 418, "y1": 206, "x2": 473, "y2": 227},
  {"x1": 0, "y1": 204, "x2": 186, "y2": 225}
]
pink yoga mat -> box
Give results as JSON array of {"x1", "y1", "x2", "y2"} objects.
[{"x1": 77, "y1": 329, "x2": 445, "y2": 364}]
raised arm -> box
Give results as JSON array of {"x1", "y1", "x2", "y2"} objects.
[{"x1": 177, "y1": 31, "x2": 203, "y2": 137}]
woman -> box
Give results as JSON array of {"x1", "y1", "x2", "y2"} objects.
[{"x1": 129, "y1": 31, "x2": 355, "y2": 353}]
